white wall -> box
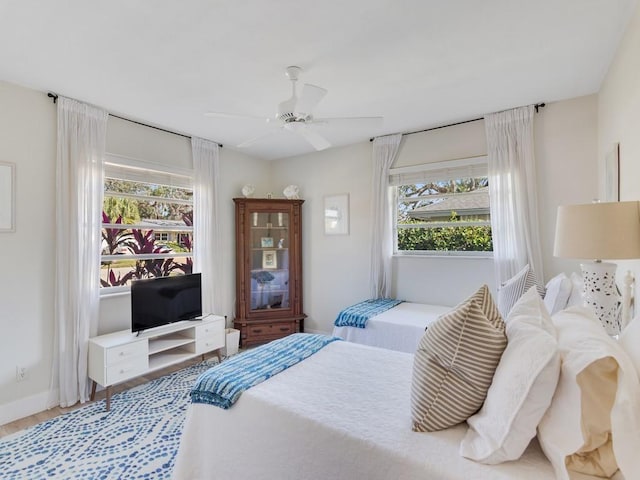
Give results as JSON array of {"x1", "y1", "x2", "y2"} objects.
[
  {"x1": 0, "y1": 81, "x2": 56, "y2": 424},
  {"x1": 536, "y1": 95, "x2": 599, "y2": 279},
  {"x1": 271, "y1": 96, "x2": 598, "y2": 334},
  {"x1": 598, "y1": 2, "x2": 640, "y2": 293}
]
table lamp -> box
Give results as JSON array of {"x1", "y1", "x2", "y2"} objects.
[{"x1": 554, "y1": 201, "x2": 640, "y2": 335}]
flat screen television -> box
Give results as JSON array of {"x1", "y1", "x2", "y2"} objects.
[{"x1": 131, "y1": 273, "x2": 202, "y2": 333}]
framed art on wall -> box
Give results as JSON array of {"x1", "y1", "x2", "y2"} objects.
[
  {"x1": 0, "y1": 162, "x2": 15, "y2": 232},
  {"x1": 324, "y1": 193, "x2": 349, "y2": 235}
]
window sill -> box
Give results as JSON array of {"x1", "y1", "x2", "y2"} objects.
[
  {"x1": 99, "y1": 287, "x2": 131, "y2": 299},
  {"x1": 393, "y1": 252, "x2": 493, "y2": 260}
]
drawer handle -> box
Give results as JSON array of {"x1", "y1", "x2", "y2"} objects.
[
  {"x1": 279, "y1": 327, "x2": 289, "y2": 332},
  {"x1": 253, "y1": 329, "x2": 263, "y2": 333}
]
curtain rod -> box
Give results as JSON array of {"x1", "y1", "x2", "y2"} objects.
[
  {"x1": 369, "y1": 102, "x2": 546, "y2": 142},
  {"x1": 47, "y1": 92, "x2": 223, "y2": 147}
]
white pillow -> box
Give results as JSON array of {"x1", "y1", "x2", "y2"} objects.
[
  {"x1": 620, "y1": 317, "x2": 640, "y2": 380},
  {"x1": 543, "y1": 273, "x2": 573, "y2": 315},
  {"x1": 460, "y1": 286, "x2": 560, "y2": 464},
  {"x1": 538, "y1": 307, "x2": 640, "y2": 480},
  {"x1": 497, "y1": 264, "x2": 537, "y2": 317},
  {"x1": 565, "y1": 272, "x2": 584, "y2": 307}
]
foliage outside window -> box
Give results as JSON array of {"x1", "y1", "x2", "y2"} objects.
[
  {"x1": 101, "y1": 159, "x2": 194, "y2": 291},
  {"x1": 393, "y1": 158, "x2": 492, "y2": 255}
]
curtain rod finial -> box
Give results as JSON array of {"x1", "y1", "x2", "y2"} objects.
[{"x1": 47, "y1": 92, "x2": 58, "y2": 104}]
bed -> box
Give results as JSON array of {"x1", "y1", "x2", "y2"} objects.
[
  {"x1": 331, "y1": 301, "x2": 451, "y2": 353},
  {"x1": 173, "y1": 340, "x2": 557, "y2": 480}
]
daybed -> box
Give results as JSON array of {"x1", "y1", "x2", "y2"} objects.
[
  {"x1": 173, "y1": 340, "x2": 555, "y2": 480},
  {"x1": 331, "y1": 300, "x2": 451, "y2": 353}
]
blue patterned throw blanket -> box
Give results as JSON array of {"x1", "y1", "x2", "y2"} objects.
[
  {"x1": 191, "y1": 333, "x2": 341, "y2": 409},
  {"x1": 334, "y1": 298, "x2": 404, "y2": 328}
]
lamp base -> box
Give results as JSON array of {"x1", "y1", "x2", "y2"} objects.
[{"x1": 580, "y1": 261, "x2": 621, "y2": 335}]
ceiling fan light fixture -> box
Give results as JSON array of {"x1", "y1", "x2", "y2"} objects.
[{"x1": 283, "y1": 121, "x2": 305, "y2": 133}]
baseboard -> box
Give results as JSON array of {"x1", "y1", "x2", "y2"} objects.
[
  {"x1": 303, "y1": 327, "x2": 333, "y2": 335},
  {"x1": 0, "y1": 389, "x2": 57, "y2": 426}
]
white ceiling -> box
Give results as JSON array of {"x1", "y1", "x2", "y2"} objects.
[{"x1": 0, "y1": 0, "x2": 636, "y2": 160}]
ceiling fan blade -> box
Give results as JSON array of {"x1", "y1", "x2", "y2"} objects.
[
  {"x1": 295, "y1": 84, "x2": 327, "y2": 116},
  {"x1": 297, "y1": 128, "x2": 331, "y2": 151},
  {"x1": 205, "y1": 111, "x2": 268, "y2": 122},
  {"x1": 311, "y1": 116, "x2": 384, "y2": 127}
]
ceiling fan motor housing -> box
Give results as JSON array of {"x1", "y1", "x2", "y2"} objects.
[{"x1": 276, "y1": 66, "x2": 311, "y2": 122}]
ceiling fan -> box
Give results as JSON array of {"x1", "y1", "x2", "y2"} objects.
[{"x1": 205, "y1": 66, "x2": 383, "y2": 151}]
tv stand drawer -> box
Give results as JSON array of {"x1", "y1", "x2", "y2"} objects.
[
  {"x1": 195, "y1": 317, "x2": 225, "y2": 337},
  {"x1": 106, "y1": 355, "x2": 148, "y2": 384},
  {"x1": 105, "y1": 341, "x2": 147, "y2": 364}
]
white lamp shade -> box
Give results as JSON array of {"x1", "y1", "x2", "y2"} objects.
[{"x1": 554, "y1": 201, "x2": 640, "y2": 260}]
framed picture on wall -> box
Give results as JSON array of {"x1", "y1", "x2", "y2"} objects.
[
  {"x1": 324, "y1": 193, "x2": 349, "y2": 235},
  {"x1": 605, "y1": 143, "x2": 620, "y2": 202},
  {"x1": 0, "y1": 162, "x2": 15, "y2": 232}
]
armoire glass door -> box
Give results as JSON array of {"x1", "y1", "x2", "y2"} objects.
[{"x1": 249, "y1": 210, "x2": 290, "y2": 312}]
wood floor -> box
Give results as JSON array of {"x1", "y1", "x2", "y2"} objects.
[{"x1": 0, "y1": 353, "x2": 218, "y2": 439}]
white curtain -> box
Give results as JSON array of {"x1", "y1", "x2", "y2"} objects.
[
  {"x1": 52, "y1": 97, "x2": 108, "y2": 407},
  {"x1": 485, "y1": 105, "x2": 544, "y2": 289},
  {"x1": 191, "y1": 137, "x2": 223, "y2": 316},
  {"x1": 369, "y1": 134, "x2": 403, "y2": 298}
]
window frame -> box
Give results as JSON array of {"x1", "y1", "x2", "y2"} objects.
[
  {"x1": 100, "y1": 153, "x2": 195, "y2": 295},
  {"x1": 390, "y1": 156, "x2": 493, "y2": 258}
]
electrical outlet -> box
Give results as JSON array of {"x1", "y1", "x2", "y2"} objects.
[{"x1": 16, "y1": 365, "x2": 27, "y2": 382}]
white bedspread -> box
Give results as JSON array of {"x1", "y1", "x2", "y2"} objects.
[
  {"x1": 332, "y1": 302, "x2": 451, "y2": 353},
  {"x1": 173, "y1": 341, "x2": 556, "y2": 480}
]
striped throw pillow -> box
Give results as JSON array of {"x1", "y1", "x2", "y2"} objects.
[
  {"x1": 411, "y1": 285, "x2": 507, "y2": 432},
  {"x1": 497, "y1": 264, "x2": 538, "y2": 317}
]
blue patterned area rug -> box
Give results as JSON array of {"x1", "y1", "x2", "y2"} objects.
[{"x1": 0, "y1": 360, "x2": 217, "y2": 480}]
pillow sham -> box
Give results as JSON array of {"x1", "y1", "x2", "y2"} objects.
[
  {"x1": 497, "y1": 264, "x2": 538, "y2": 317},
  {"x1": 565, "y1": 272, "x2": 584, "y2": 307},
  {"x1": 537, "y1": 307, "x2": 640, "y2": 480},
  {"x1": 543, "y1": 273, "x2": 572, "y2": 315},
  {"x1": 460, "y1": 286, "x2": 560, "y2": 464},
  {"x1": 411, "y1": 285, "x2": 506, "y2": 432},
  {"x1": 619, "y1": 317, "x2": 640, "y2": 380}
]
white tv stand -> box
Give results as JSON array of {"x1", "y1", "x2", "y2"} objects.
[{"x1": 88, "y1": 315, "x2": 225, "y2": 411}]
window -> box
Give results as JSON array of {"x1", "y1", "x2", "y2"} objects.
[
  {"x1": 391, "y1": 156, "x2": 492, "y2": 255},
  {"x1": 100, "y1": 155, "x2": 194, "y2": 291}
]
